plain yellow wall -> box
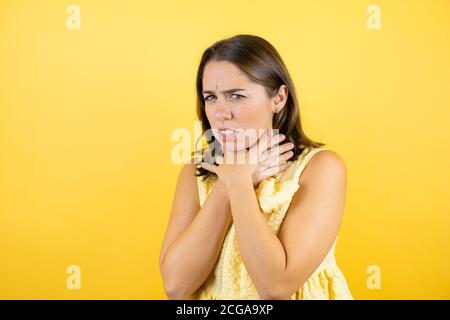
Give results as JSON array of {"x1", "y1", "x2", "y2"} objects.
[{"x1": 0, "y1": 0, "x2": 449, "y2": 299}]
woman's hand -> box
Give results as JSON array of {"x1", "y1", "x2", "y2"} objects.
[
  {"x1": 251, "y1": 131, "x2": 295, "y2": 187},
  {"x1": 200, "y1": 129, "x2": 295, "y2": 188}
]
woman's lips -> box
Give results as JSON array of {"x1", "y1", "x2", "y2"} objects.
[{"x1": 218, "y1": 128, "x2": 238, "y2": 142}]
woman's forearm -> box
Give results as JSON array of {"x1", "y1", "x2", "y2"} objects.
[
  {"x1": 161, "y1": 179, "x2": 232, "y2": 299},
  {"x1": 226, "y1": 175, "x2": 287, "y2": 299}
]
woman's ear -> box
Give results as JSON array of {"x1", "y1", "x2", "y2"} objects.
[{"x1": 271, "y1": 85, "x2": 289, "y2": 113}]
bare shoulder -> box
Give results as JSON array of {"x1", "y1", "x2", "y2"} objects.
[
  {"x1": 299, "y1": 149, "x2": 347, "y2": 187},
  {"x1": 177, "y1": 161, "x2": 200, "y2": 193},
  {"x1": 180, "y1": 160, "x2": 198, "y2": 177}
]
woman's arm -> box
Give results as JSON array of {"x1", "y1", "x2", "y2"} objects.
[
  {"x1": 226, "y1": 150, "x2": 347, "y2": 299},
  {"x1": 159, "y1": 163, "x2": 232, "y2": 299}
]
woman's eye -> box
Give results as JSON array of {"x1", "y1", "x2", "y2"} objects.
[
  {"x1": 230, "y1": 94, "x2": 244, "y2": 100},
  {"x1": 204, "y1": 94, "x2": 244, "y2": 102}
]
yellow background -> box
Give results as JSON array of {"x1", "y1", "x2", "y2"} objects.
[{"x1": 0, "y1": 0, "x2": 449, "y2": 299}]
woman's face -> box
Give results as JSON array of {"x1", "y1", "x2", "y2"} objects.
[{"x1": 202, "y1": 60, "x2": 282, "y2": 153}]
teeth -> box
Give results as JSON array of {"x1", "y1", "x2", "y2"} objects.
[{"x1": 220, "y1": 130, "x2": 235, "y2": 136}]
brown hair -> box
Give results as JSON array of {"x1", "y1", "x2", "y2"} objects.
[{"x1": 192, "y1": 34, "x2": 325, "y2": 181}]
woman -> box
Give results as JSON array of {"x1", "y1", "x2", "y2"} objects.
[{"x1": 159, "y1": 34, "x2": 353, "y2": 300}]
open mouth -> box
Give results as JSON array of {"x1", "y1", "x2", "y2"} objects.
[
  {"x1": 219, "y1": 129, "x2": 236, "y2": 136},
  {"x1": 217, "y1": 128, "x2": 239, "y2": 141}
]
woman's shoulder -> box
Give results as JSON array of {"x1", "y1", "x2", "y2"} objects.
[
  {"x1": 299, "y1": 147, "x2": 347, "y2": 186},
  {"x1": 176, "y1": 161, "x2": 201, "y2": 196},
  {"x1": 180, "y1": 160, "x2": 198, "y2": 177}
]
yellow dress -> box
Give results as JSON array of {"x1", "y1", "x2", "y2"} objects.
[{"x1": 190, "y1": 146, "x2": 353, "y2": 300}]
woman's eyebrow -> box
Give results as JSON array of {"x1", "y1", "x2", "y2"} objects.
[{"x1": 202, "y1": 88, "x2": 246, "y2": 94}]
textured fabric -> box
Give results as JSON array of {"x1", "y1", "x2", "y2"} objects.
[{"x1": 190, "y1": 146, "x2": 353, "y2": 300}]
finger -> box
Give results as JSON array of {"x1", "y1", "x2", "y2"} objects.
[
  {"x1": 261, "y1": 161, "x2": 290, "y2": 177},
  {"x1": 245, "y1": 128, "x2": 266, "y2": 164},
  {"x1": 276, "y1": 150, "x2": 294, "y2": 164},
  {"x1": 252, "y1": 128, "x2": 271, "y2": 156},
  {"x1": 200, "y1": 162, "x2": 218, "y2": 174},
  {"x1": 261, "y1": 144, "x2": 294, "y2": 166},
  {"x1": 260, "y1": 133, "x2": 287, "y2": 161},
  {"x1": 267, "y1": 133, "x2": 287, "y2": 153},
  {"x1": 277, "y1": 141, "x2": 295, "y2": 155},
  {"x1": 250, "y1": 128, "x2": 272, "y2": 161}
]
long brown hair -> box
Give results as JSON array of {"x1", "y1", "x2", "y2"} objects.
[{"x1": 192, "y1": 34, "x2": 325, "y2": 181}]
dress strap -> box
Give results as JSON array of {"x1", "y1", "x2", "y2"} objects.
[{"x1": 196, "y1": 175, "x2": 207, "y2": 207}]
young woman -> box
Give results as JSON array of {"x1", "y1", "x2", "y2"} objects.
[{"x1": 159, "y1": 34, "x2": 353, "y2": 300}]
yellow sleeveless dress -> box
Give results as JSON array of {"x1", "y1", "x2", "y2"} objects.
[{"x1": 190, "y1": 146, "x2": 353, "y2": 300}]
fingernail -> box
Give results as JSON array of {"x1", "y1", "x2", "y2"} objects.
[{"x1": 279, "y1": 134, "x2": 285, "y2": 140}]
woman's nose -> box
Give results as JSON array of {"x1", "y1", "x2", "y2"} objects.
[{"x1": 215, "y1": 102, "x2": 232, "y2": 120}]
